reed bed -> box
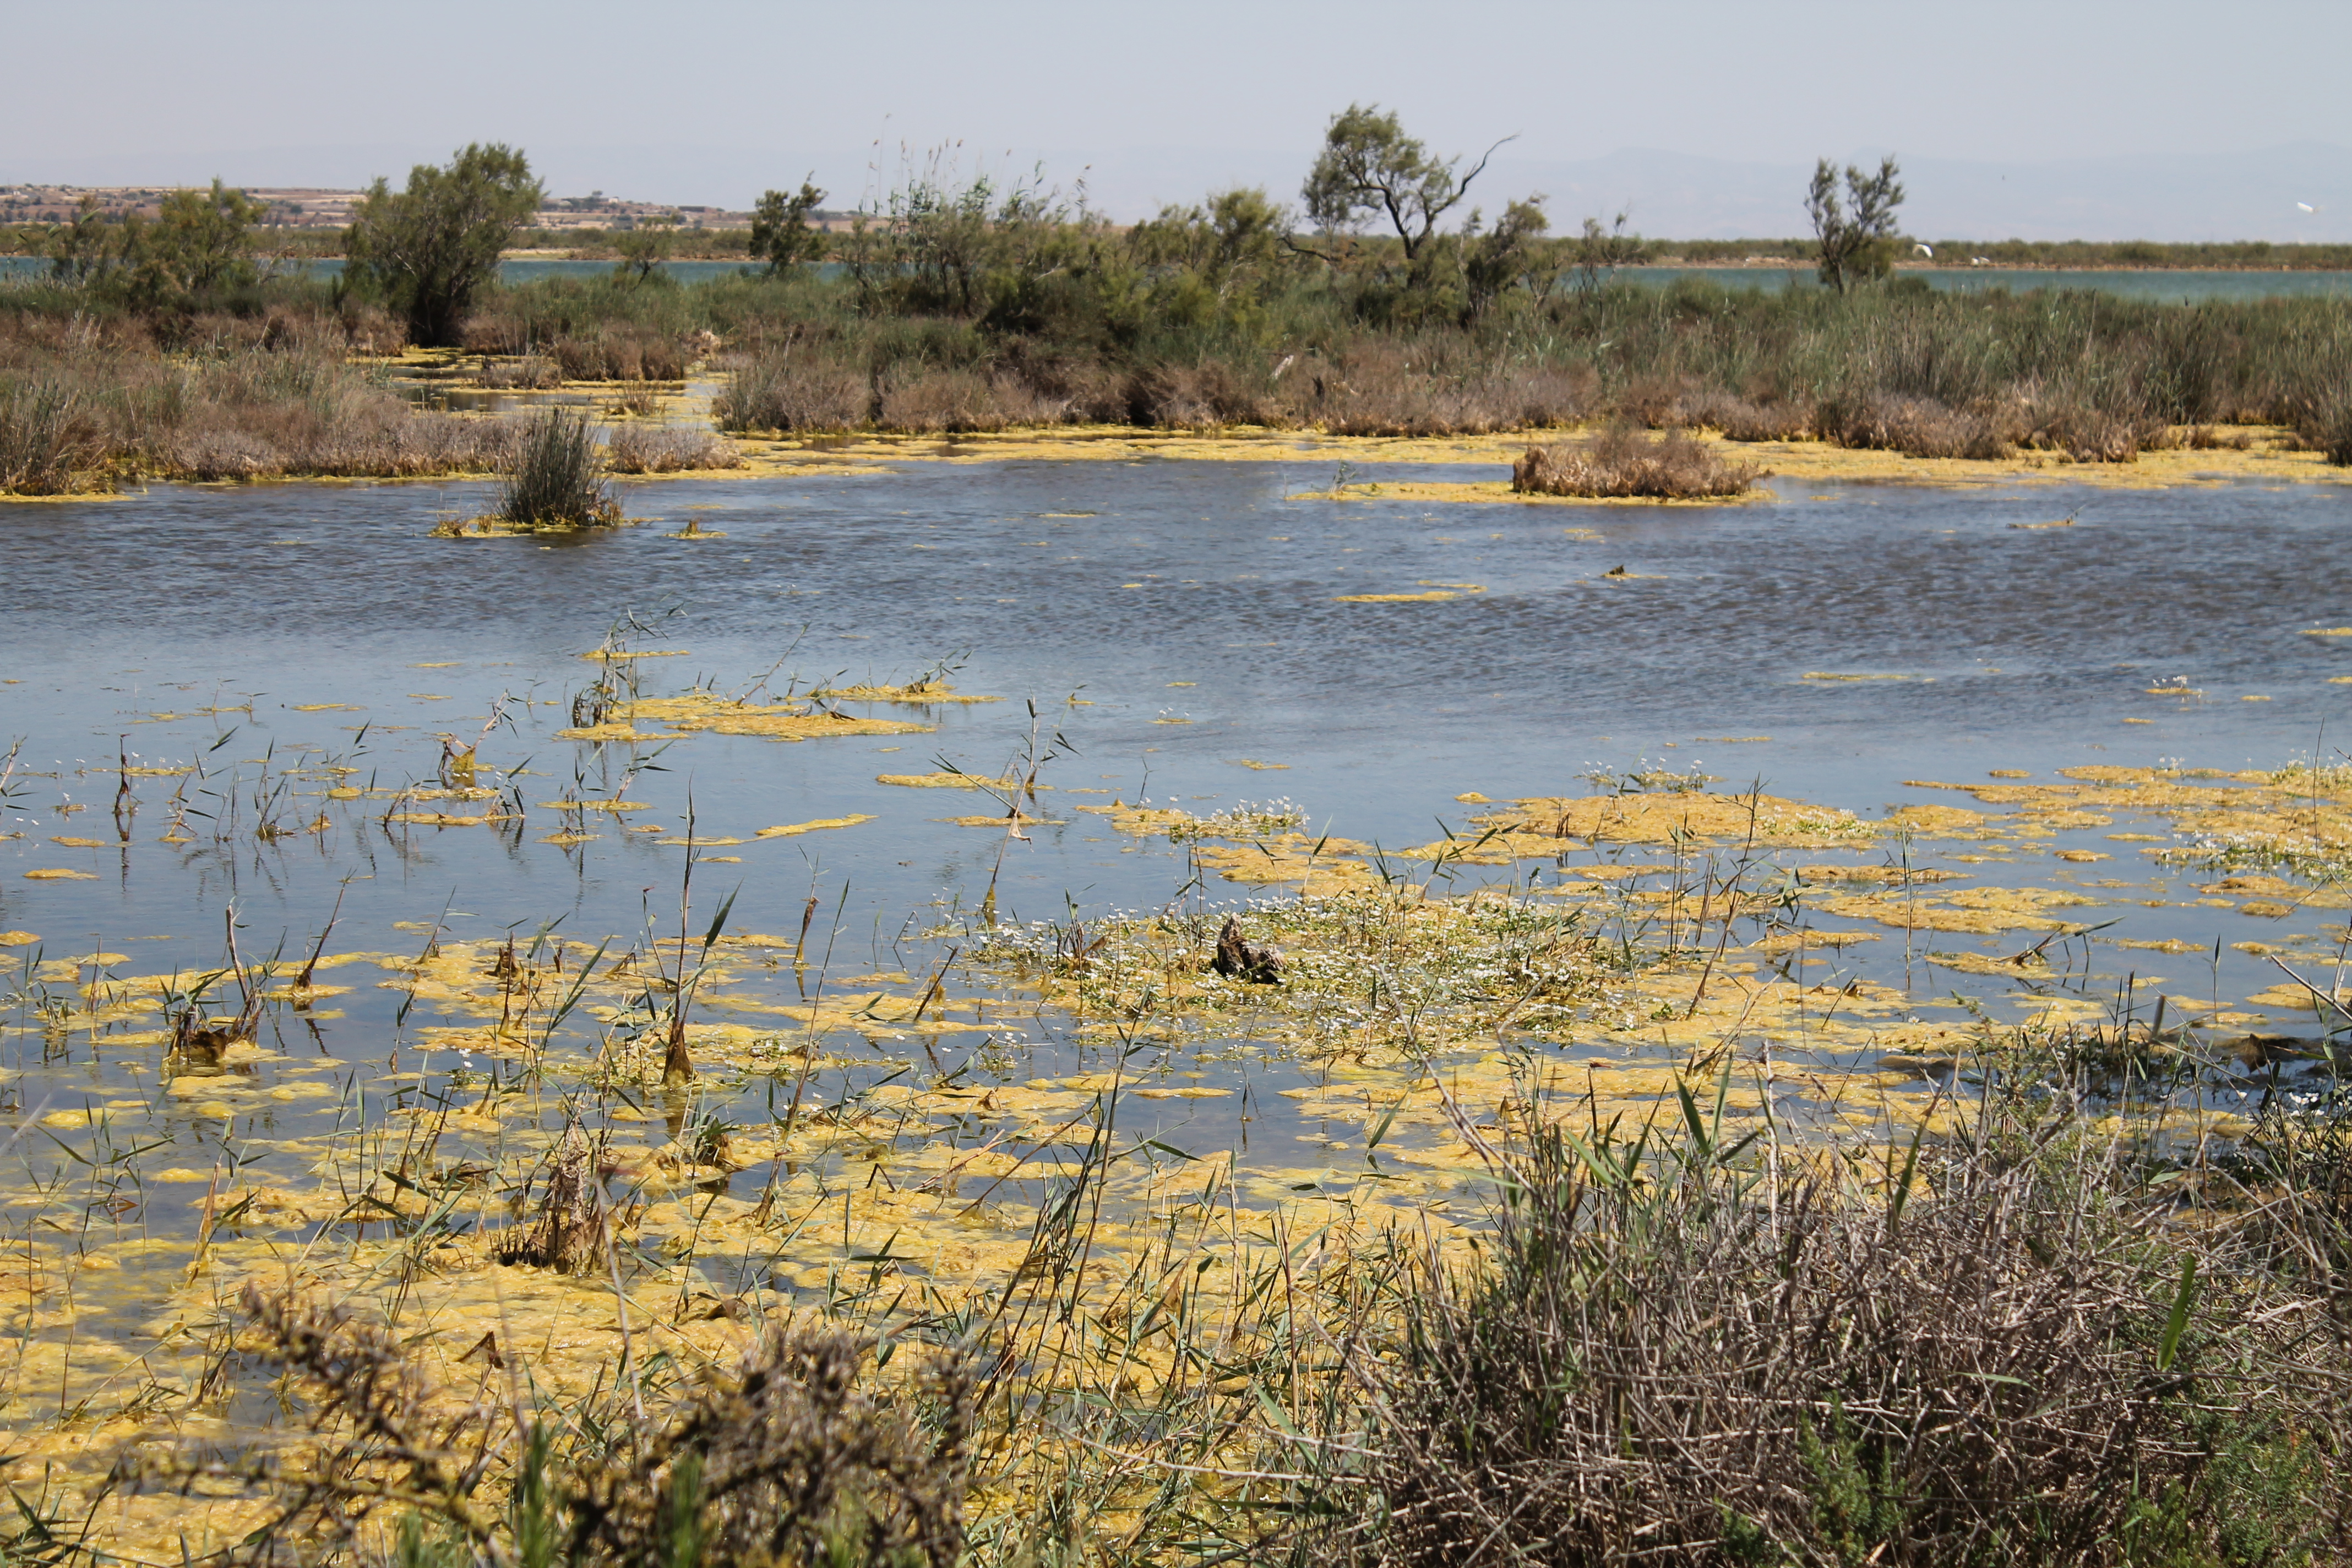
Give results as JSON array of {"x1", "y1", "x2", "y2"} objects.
[
  {"x1": 0, "y1": 305, "x2": 518, "y2": 489},
  {"x1": 17, "y1": 254, "x2": 2352, "y2": 494}
]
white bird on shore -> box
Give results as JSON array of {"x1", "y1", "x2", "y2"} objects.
[{"x1": 1913, "y1": 242, "x2": 1934, "y2": 258}]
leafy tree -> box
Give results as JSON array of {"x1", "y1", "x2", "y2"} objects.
[
  {"x1": 1461, "y1": 196, "x2": 1550, "y2": 322},
  {"x1": 345, "y1": 144, "x2": 543, "y2": 346},
  {"x1": 1302, "y1": 104, "x2": 1511, "y2": 275},
  {"x1": 1128, "y1": 187, "x2": 1292, "y2": 296},
  {"x1": 748, "y1": 181, "x2": 827, "y2": 274},
  {"x1": 613, "y1": 215, "x2": 676, "y2": 285},
  {"x1": 1806, "y1": 156, "x2": 1904, "y2": 294},
  {"x1": 48, "y1": 181, "x2": 262, "y2": 308},
  {"x1": 1570, "y1": 210, "x2": 1643, "y2": 296},
  {"x1": 47, "y1": 195, "x2": 115, "y2": 285},
  {"x1": 126, "y1": 179, "x2": 263, "y2": 305}
]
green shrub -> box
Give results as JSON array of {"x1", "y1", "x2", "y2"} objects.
[{"x1": 345, "y1": 144, "x2": 543, "y2": 347}]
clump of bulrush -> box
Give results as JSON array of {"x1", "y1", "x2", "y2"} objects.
[{"x1": 498, "y1": 407, "x2": 620, "y2": 527}]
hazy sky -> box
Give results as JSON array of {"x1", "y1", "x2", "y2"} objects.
[{"x1": 9, "y1": 0, "x2": 2350, "y2": 237}]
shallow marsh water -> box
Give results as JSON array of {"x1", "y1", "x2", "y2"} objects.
[{"x1": 3, "y1": 455, "x2": 2352, "y2": 1533}]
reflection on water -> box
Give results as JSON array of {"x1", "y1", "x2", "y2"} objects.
[{"x1": 3, "y1": 458, "x2": 2351, "y2": 1392}]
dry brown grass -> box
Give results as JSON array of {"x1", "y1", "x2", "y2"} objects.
[
  {"x1": 712, "y1": 351, "x2": 872, "y2": 432},
  {"x1": 1816, "y1": 391, "x2": 2012, "y2": 460},
  {"x1": 474, "y1": 356, "x2": 560, "y2": 390},
  {"x1": 875, "y1": 365, "x2": 1056, "y2": 433},
  {"x1": 1512, "y1": 427, "x2": 1762, "y2": 499},
  {"x1": 0, "y1": 307, "x2": 519, "y2": 490},
  {"x1": 605, "y1": 424, "x2": 744, "y2": 473},
  {"x1": 1681, "y1": 390, "x2": 1815, "y2": 442},
  {"x1": 549, "y1": 326, "x2": 687, "y2": 382}
]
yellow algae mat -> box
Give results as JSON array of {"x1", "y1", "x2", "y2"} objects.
[
  {"x1": 709, "y1": 421, "x2": 2352, "y2": 497},
  {"x1": 6, "y1": 759, "x2": 2350, "y2": 1556}
]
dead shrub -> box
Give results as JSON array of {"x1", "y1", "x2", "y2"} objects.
[
  {"x1": 2026, "y1": 403, "x2": 2164, "y2": 464},
  {"x1": 337, "y1": 303, "x2": 410, "y2": 357},
  {"x1": 1614, "y1": 374, "x2": 1697, "y2": 428},
  {"x1": 606, "y1": 425, "x2": 745, "y2": 473},
  {"x1": 1298, "y1": 351, "x2": 1596, "y2": 437},
  {"x1": 493, "y1": 1127, "x2": 607, "y2": 1271},
  {"x1": 715, "y1": 351, "x2": 871, "y2": 432},
  {"x1": 2290, "y1": 392, "x2": 2352, "y2": 466},
  {"x1": 1682, "y1": 389, "x2": 1812, "y2": 442},
  {"x1": 459, "y1": 311, "x2": 527, "y2": 356},
  {"x1": 168, "y1": 428, "x2": 285, "y2": 481},
  {"x1": 551, "y1": 328, "x2": 687, "y2": 382},
  {"x1": 475, "y1": 356, "x2": 560, "y2": 390},
  {"x1": 1512, "y1": 427, "x2": 1761, "y2": 499},
  {"x1": 875, "y1": 365, "x2": 1019, "y2": 433},
  {"x1": 1504, "y1": 364, "x2": 1598, "y2": 429},
  {"x1": 1127, "y1": 362, "x2": 1273, "y2": 429},
  {"x1": 1368, "y1": 1114, "x2": 2352, "y2": 1567},
  {"x1": 1817, "y1": 391, "x2": 2011, "y2": 460}
]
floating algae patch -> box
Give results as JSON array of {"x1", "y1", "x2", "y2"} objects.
[
  {"x1": 753, "y1": 814, "x2": 875, "y2": 837},
  {"x1": 559, "y1": 692, "x2": 932, "y2": 743},
  {"x1": 1461, "y1": 787, "x2": 1874, "y2": 851},
  {"x1": 808, "y1": 681, "x2": 1001, "y2": 704},
  {"x1": 1902, "y1": 762, "x2": 2352, "y2": 872},
  {"x1": 876, "y1": 770, "x2": 1017, "y2": 788}
]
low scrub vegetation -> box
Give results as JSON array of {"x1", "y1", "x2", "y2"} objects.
[
  {"x1": 1513, "y1": 426, "x2": 1761, "y2": 498},
  {"x1": 606, "y1": 423, "x2": 742, "y2": 473},
  {"x1": 1369, "y1": 1096, "x2": 2352, "y2": 1565},
  {"x1": 0, "y1": 303, "x2": 516, "y2": 491},
  {"x1": 17, "y1": 123, "x2": 2352, "y2": 500}
]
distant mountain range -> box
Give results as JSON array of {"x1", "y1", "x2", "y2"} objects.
[{"x1": 9, "y1": 140, "x2": 2346, "y2": 243}]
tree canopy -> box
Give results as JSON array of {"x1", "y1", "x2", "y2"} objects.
[
  {"x1": 1806, "y1": 156, "x2": 1905, "y2": 294},
  {"x1": 345, "y1": 144, "x2": 543, "y2": 346}
]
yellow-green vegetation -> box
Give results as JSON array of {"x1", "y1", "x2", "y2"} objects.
[
  {"x1": 20, "y1": 128, "x2": 2352, "y2": 498},
  {"x1": 6, "y1": 745, "x2": 2349, "y2": 1564}
]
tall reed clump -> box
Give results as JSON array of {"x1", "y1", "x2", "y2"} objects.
[
  {"x1": 499, "y1": 407, "x2": 620, "y2": 527},
  {"x1": 1362, "y1": 1086, "x2": 2352, "y2": 1567},
  {"x1": 1512, "y1": 426, "x2": 1761, "y2": 499},
  {"x1": 0, "y1": 381, "x2": 97, "y2": 494}
]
